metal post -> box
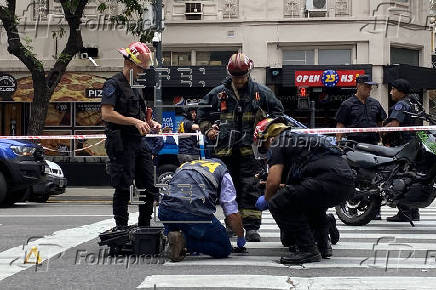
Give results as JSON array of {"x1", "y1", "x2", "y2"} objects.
[
  {"x1": 153, "y1": 0, "x2": 163, "y2": 123},
  {"x1": 310, "y1": 100, "x2": 316, "y2": 128}
]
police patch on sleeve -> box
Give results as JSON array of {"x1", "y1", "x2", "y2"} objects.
[
  {"x1": 394, "y1": 103, "x2": 403, "y2": 111},
  {"x1": 103, "y1": 82, "x2": 116, "y2": 97}
]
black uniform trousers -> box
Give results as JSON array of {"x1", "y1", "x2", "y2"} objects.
[
  {"x1": 219, "y1": 148, "x2": 263, "y2": 231},
  {"x1": 269, "y1": 173, "x2": 353, "y2": 250},
  {"x1": 106, "y1": 132, "x2": 157, "y2": 227}
]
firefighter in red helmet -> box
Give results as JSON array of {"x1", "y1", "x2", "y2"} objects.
[
  {"x1": 101, "y1": 42, "x2": 161, "y2": 229},
  {"x1": 197, "y1": 53, "x2": 284, "y2": 242}
]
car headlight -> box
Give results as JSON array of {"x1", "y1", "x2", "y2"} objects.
[{"x1": 10, "y1": 145, "x2": 36, "y2": 157}]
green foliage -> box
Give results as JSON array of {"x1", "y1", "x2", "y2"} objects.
[
  {"x1": 58, "y1": 52, "x2": 72, "y2": 64},
  {"x1": 417, "y1": 131, "x2": 436, "y2": 155},
  {"x1": 98, "y1": 0, "x2": 156, "y2": 43},
  {"x1": 22, "y1": 36, "x2": 37, "y2": 58},
  {"x1": 52, "y1": 26, "x2": 66, "y2": 39}
]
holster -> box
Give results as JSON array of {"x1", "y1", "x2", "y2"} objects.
[{"x1": 105, "y1": 129, "x2": 124, "y2": 154}]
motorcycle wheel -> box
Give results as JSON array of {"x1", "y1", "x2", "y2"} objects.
[{"x1": 335, "y1": 196, "x2": 381, "y2": 226}]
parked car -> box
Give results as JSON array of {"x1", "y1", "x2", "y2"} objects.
[
  {"x1": 0, "y1": 139, "x2": 46, "y2": 206},
  {"x1": 30, "y1": 160, "x2": 67, "y2": 203},
  {"x1": 153, "y1": 114, "x2": 323, "y2": 190}
]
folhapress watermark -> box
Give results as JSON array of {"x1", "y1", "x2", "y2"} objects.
[{"x1": 74, "y1": 249, "x2": 166, "y2": 269}]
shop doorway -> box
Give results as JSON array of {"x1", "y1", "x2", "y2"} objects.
[
  {"x1": 275, "y1": 86, "x2": 355, "y2": 128},
  {"x1": 0, "y1": 103, "x2": 25, "y2": 136}
]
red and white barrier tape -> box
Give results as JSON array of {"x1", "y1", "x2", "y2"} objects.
[
  {"x1": 0, "y1": 127, "x2": 435, "y2": 140},
  {"x1": 0, "y1": 133, "x2": 201, "y2": 140},
  {"x1": 42, "y1": 138, "x2": 106, "y2": 153}
]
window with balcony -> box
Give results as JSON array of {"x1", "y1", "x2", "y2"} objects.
[
  {"x1": 318, "y1": 49, "x2": 352, "y2": 65},
  {"x1": 283, "y1": 50, "x2": 315, "y2": 65}
]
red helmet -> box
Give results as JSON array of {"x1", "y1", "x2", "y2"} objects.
[
  {"x1": 253, "y1": 117, "x2": 290, "y2": 143},
  {"x1": 119, "y1": 42, "x2": 153, "y2": 69},
  {"x1": 227, "y1": 53, "x2": 254, "y2": 76}
]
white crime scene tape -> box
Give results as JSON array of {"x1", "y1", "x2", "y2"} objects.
[{"x1": 0, "y1": 127, "x2": 435, "y2": 140}]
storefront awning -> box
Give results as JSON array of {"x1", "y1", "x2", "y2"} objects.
[
  {"x1": 383, "y1": 64, "x2": 436, "y2": 89},
  {"x1": 267, "y1": 65, "x2": 373, "y2": 87}
]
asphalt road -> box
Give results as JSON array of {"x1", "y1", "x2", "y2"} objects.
[{"x1": 1, "y1": 188, "x2": 436, "y2": 289}]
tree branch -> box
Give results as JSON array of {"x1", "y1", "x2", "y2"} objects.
[
  {"x1": 46, "y1": 0, "x2": 88, "y2": 91},
  {"x1": 0, "y1": 0, "x2": 45, "y2": 76}
]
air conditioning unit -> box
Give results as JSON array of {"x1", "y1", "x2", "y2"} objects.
[
  {"x1": 185, "y1": 2, "x2": 203, "y2": 20},
  {"x1": 306, "y1": 0, "x2": 327, "y2": 11},
  {"x1": 306, "y1": 0, "x2": 327, "y2": 17}
]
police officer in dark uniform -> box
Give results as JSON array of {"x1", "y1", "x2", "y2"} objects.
[
  {"x1": 336, "y1": 75, "x2": 386, "y2": 220},
  {"x1": 253, "y1": 117, "x2": 354, "y2": 264},
  {"x1": 177, "y1": 106, "x2": 200, "y2": 163},
  {"x1": 159, "y1": 159, "x2": 245, "y2": 262},
  {"x1": 197, "y1": 53, "x2": 284, "y2": 242},
  {"x1": 383, "y1": 79, "x2": 421, "y2": 222},
  {"x1": 101, "y1": 42, "x2": 161, "y2": 229},
  {"x1": 336, "y1": 75, "x2": 387, "y2": 144}
]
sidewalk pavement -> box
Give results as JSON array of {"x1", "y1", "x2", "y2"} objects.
[{"x1": 49, "y1": 187, "x2": 113, "y2": 202}]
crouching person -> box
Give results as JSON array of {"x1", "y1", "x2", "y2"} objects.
[
  {"x1": 253, "y1": 117, "x2": 354, "y2": 264},
  {"x1": 158, "y1": 159, "x2": 246, "y2": 262}
]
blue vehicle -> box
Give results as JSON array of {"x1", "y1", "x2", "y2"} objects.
[
  {"x1": 0, "y1": 139, "x2": 46, "y2": 206},
  {"x1": 153, "y1": 114, "x2": 325, "y2": 187}
]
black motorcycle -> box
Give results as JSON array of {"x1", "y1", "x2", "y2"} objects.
[{"x1": 335, "y1": 105, "x2": 436, "y2": 226}]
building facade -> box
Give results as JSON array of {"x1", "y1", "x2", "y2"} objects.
[
  {"x1": 162, "y1": 0, "x2": 434, "y2": 126},
  {"x1": 0, "y1": 0, "x2": 435, "y2": 184}
]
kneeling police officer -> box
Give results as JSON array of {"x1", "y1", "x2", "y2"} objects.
[
  {"x1": 159, "y1": 159, "x2": 245, "y2": 262},
  {"x1": 254, "y1": 117, "x2": 355, "y2": 264}
]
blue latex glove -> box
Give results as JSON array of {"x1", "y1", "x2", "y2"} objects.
[
  {"x1": 237, "y1": 236, "x2": 246, "y2": 248},
  {"x1": 255, "y1": 195, "x2": 269, "y2": 211}
]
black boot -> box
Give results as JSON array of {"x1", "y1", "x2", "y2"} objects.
[
  {"x1": 411, "y1": 208, "x2": 420, "y2": 221},
  {"x1": 280, "y1": 245, "x2": 322, "y2": 264},
  {"x1": 387, "y1": 208, "x2": 420, "y2": 222},
  {"x1": 280, "y1": 229, "x2": 295, "y2": 247},
  {"x1": 245, "y1": 230, "x2": 261, "y2": 242},
  {"x1": 386, "y1": 212, "x2": 408, "y2": 222},
  {"x1": 317, "y1": 238, "x2": 333, "y2": 259},
  {"x1": 313, "y1": 226, "x2": 333, "y2": 259},
  {"x1": 373, "y1": 208, "x2": 382, "y2": 220},
  {"x1": 327, "y1": 214, "x2": 340, "y2": 245}
]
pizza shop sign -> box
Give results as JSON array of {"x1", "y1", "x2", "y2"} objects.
[{"x1": 295, "y1": 70, "x2": 366, "y2": 87}]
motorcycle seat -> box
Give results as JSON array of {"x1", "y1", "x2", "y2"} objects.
[{"x1": 355, "y1": 143, "x2": 405, "y2": 158}]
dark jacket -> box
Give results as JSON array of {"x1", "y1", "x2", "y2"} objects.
[
  {"x1": 101, "y1": 72, "x2": 147, "y2": 137},
  {"x1": 336, "y1": 95, "x2": 387, "y2": 144},
  {"x1": 160, "y1": 159, "x2": 228, "y2": 217},
  {"x1": 197, "y1": 77, "x2": 284, "y2": 156},
  {"x1": 178, "y1": 112, "x2": 200, "y2": 156},
  {"x1": 384, "y1": 95, "x2": 421, "y2": 146}
]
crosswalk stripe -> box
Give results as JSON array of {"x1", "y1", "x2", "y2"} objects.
[
  {"x1": 137, "y1": 275, "x2": 436, "y2": 289},
  {"x1": 230, "y1": 241, "x2": 436, "y2": 250},
  {"x1": 260, "y1": 225, "x2": 436, "y2": 231},
  {"x1": 0, "y1": 213, "x2": 139, "y2": 281},
  {"x1": 259, "y1": 232, "x2": 436, "y2": 239},
  {"x1": 164, "y1": 256, "x2": 287, "y2": 268},
  {"x1": 147, "y1": 207, "x2": 436, "y2": 288},
  {"x1": 261, "y1": 217, "x2": 436, "y2": 222},
  {"x1": 286, "y1": 277, "x2": 436, "y2": 289},
  {"x1": 162, "y1": 256, "x2": 436, "y2": 269},
  {"x1": 137, "y1": 275, "x2": 292, "y2": 289}
]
